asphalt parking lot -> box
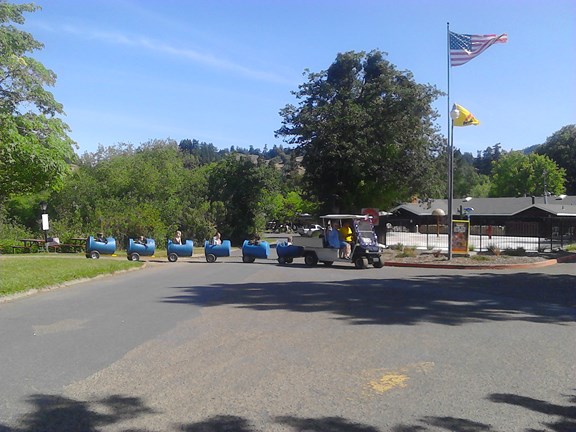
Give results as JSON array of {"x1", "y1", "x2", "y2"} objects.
[{"x1": 1, "y1": 258, "x2": 574, "y2": 431}]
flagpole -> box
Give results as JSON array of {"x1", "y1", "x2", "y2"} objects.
[{"x1": 447, "y1": 22, "x2": 453, "y2": 260}]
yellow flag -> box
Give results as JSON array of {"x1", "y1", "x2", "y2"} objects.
[{"x1": 451, "y1": 103, "x2": 480, "y2": 126}]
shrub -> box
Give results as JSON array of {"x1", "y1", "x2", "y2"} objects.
[
  {"x1": 503, "y1": 247, "x2": 527, "y2": 256},
  {"x1": 0, "y1": 216, "x2": 34, "y2": 254},
  {"x1": 396, "y1": 246, "x2": 417, "y2": 258},
  {"x1": 471, "y1": 255, "x2": 490, "y2": 261},
  {"x1": 487, "y1": 244, "x2": 501, "y2": 256}
]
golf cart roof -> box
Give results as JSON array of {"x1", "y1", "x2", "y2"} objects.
[{"x1": 320, "y1": 214, "x2": 369, "y2": 220}]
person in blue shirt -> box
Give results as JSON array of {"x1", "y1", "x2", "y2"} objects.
[{"x1": 327, "y1": 222, "x2": 350, "y2": 258}]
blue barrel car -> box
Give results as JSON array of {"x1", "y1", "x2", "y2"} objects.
[
  {"x1": 85, "y1": 236, "x2": 116, "y2": 259},
  {"x1": 127, "y1": 238, "x2": 156, "y2": 261},
  {"x1": 276, "y1": 240, "x2": 304, "y2": 264},
  {"x1": 204, "y1": 240, "x2": 231, "y2": 263},
  {"x1": 167, "y1": 239, "x2": 194, "y2": 262},
  {"x1": 241, "y1": 240, "x2": 270, "y2": 263}
]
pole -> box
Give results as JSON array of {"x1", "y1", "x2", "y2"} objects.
[
  {"x1": 448, "y1": 121, "x2": 454, "y2": 260},
  {"x1": 447, "y1": 22, "x2": 453, "y2": 260}
]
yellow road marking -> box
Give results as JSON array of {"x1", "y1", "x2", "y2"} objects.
[
  {"x1": 370, "y1": 373, "x2": 409, "y2": 393},
  {"x1": 365, "y1": 361, "x2": 434, "y2": 395}
]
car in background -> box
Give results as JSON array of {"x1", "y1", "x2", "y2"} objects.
[{"x1": 297, "y1": 224, "x2": 323, "y2": 237}]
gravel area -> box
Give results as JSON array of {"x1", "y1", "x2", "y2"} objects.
[{"x1": 381, "y1": 249, "x2": 576, "y2": 267}]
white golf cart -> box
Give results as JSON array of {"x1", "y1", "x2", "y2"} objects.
[{"x1": 289, "y1": 214, "x2": 384, "y2": 269}]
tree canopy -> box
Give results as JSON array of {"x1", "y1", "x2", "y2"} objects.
[
  {"x1": 536, "y1": 124, "x2": 576, "y2": 194},
  {"x1": 0, "y1": 1, "x2": 76, "y2": 201},
  {"x1": 276, "y1": 50, "x2": 446, "y2": 212},
  {"x1": 490, "y1": 151, "x2": 566, "y2": 197}
]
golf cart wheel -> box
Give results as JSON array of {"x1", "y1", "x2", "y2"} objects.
[
  {"x1": 206, "y1": 253, "x2": 217, "y2": 263},
  {"x1": 304, "y1": 252, "x2": 318, "y2": 267},
  {"x1": 90, "y1": 250, "x2": 100, "y2": 259},
  {"x1": 355, "y1": 257, "x2": 368, "y2": 269},
  {"x1": 242, "y1": 255, "x2": 255, "y2": 263},
  {"x1": 373, "y1": 257, "x2": 384, "y2": 268},
  {"x1": 168, "y1": 253, "x2": 178, "y2": 262},
  {"x1": 277, "y1": 256, "x2": 286, "y2": 264},
  {"x1": 323, "y1": 261, "x2": 334, "y2": 267},
  {"x1": 129, "y1": 252, "x2": 140, "y2": 262}
]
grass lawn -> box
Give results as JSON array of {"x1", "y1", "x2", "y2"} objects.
[{"x1": 0, "y1": 255, "x2": 143, "y2": 298}]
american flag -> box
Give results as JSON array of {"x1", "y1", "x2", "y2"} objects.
[{"x1": 449, "y1": 31, "x2": 508, "y2": 67}]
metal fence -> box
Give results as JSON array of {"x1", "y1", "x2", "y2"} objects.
[{"x1": 379, "y1": 218, "x2": 576, "y2": 252}]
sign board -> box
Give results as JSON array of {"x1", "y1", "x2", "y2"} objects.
[
  {"x1": 42, "y1": 213, "x2": 50, "y2": 231},
  {"x1": 451, "y1": 219, "x2": 470, "y2": 255},
  {"x1": 361, "y1": 208, "x2": 379, "y2": 226}
]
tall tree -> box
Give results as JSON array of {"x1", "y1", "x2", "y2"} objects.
[
  {"x1": 453, "y1": 150, "x2": 489, "y2": 198},
  {"x1": 207, "y1": 156, "x2": 282, "y2": 243},
  {"x1": 49, "y1": 140, "x2": 187, "y2": 242},
  {"x1": 276, "y1": 50, "x2": 445, "y2": 212},
  {"x1": 0, "y1": 1, "x2": 76, "y2": 201},
  {"x1": 536, "y1": 125, "x2": 576, "y2": 194},
  {"x1": 474, "y1": 143, "x2": 503, "y2": 176},
  {"x1": 490, "y1": 151, "x2": 566, "y2": 197}
]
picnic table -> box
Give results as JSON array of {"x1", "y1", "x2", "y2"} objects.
[
  {"x1": 13, "y1": 239, "x2": 45, "y2": 253},
  {"x1": 69, "y1": 237, "x2": 87, "y2": 251},
  {"x1": 54, "y1": 237, "x2": 86, "y2": 253}
]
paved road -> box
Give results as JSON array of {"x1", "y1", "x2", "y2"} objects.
[{"x1": 0, "y1": 258, "x2": 575, "y2": 431}]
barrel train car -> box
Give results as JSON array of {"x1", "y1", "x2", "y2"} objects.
[
  {"x1": 126, "y1": 238, "x2": 156, "y2": 261},
  {"x1": 85, "y1": 236, "x2": 116, "y2": 259}
]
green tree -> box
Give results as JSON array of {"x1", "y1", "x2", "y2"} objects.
[
  {"x1": 474, "y1": 143, "x2": 503, "y2": 176},
  {"x1": 536, "y1": 125, "x2": 576, "y2": 194},
  {"x1": 48, "y1": 140, "x2": 188, "y2": 243},
  {"x1": 490, "y1": 151, "x2": 566, "y2": 197},
  {"x1": 276, "y1": 50, "x2": 445, "y2": 212},
  {"x1": 453, "y1": 150, "x2": 491, "y2": 198},
  {"x1": 0, "y1": 1, "x2": 76, "y2": 201},
  {"x1": 207, "y1": 156, "x2": 282, "y2": 243}
]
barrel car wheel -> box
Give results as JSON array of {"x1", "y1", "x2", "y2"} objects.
[{"x1": 168, "y1": 253, "x2": 178, "y2": 262}]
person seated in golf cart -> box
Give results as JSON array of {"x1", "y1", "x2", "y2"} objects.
[{"x1": 329, "y1": 222, "x2": 351, "y2": 259}]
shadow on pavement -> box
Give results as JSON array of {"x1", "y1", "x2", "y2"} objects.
[
  {"x1": 0, "y1": 394, "x2": 155, "y2": 432},
  {"x1": 1, "y1": 390, "x2": 574, "y2": 432},
  {"x1": 164, "y1": 272, "x2": 576, "y2": 326},
  {"x1": 393, "y1": 391, "x2": 576, "y2": 432}
]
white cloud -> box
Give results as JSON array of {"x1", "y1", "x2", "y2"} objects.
[{"x1": 58, "y1": 25, "x2": 293, "y2": 85}]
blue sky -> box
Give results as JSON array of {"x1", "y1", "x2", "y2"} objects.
[{"x1": 22, "y1": 0, "x2": 576, "y2": 156}]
